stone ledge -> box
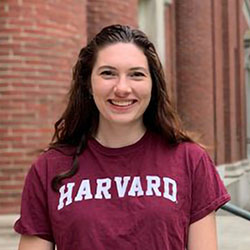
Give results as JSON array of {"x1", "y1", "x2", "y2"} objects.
[
  {"x1": 217, "y1": 159, "x2": 250, "y2": 186},
  {"x1": 216, "y1": 215, "x2": 250, "y2": 250},
  {"x1": 0, "y1": 215, "x2": 19, "y2": 229}
]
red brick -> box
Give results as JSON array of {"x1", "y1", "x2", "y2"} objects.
[
  {"x1": 0, "y1": 0, "x2": 86, "y2": 211},
  {"x1": 175, "y1": 0, "x2": 215, "y2": 156},
  {"x1": 1, "y1": 0, "x2": 87, "y2": 214},
  {"x1": 0, "y1": 176, "x2": 12, "y2": 181},
  {"x1": 0, "y1": 151, "x2": 23, "y2": 157},
  {"x1": 0, "y1": 136, "x2": 23, "y2": 142},
  {"x1": 0, "y1": 184, "x2": 23, "y2": 190},
  {"x1": 87, "y1": 0, "x2": 138, "y2": 40}
]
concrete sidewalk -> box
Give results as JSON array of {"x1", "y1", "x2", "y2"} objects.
[
  {"x1": 0, "y1": 214, "x2": 249, "y2": 250},
  {"x1": 0, "y1": 215, "x2": 19, "y2": 250},
  {"x1": 217, "y1": 215, "x2": 250, "y2": 250}
]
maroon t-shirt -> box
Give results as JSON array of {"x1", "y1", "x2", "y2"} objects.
[{"x1": 14, "y1": 131, "x2": 230, "y2": 250}]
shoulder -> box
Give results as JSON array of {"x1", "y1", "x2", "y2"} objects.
[
  {"x1": 149, "y1": 132, "x2": 211, "y2": 171},
  {"x1": 175, "y1": 141, "x2": 206, "y2": 158},
  {"x1": 176, "y1": 142, "x2": 210, "y2": 168},
  {"x1": 30, "y1": 146, "x2": 76, "y2": 177},
  {"x1": 150, "y1": 131, "x2": 206, "y2": 159},
  {"x1": 171, "y1": 142, "x2": 210, "y2": 170},
  {"x1": 176, "y1": 142, "x2": 217, "y2": 180},
  {"x1": 33, "y1": 147, "x2": 73, "y2": 164}
]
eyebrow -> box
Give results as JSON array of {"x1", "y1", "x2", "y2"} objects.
[
  {"x1": 98, "y1": 66, "x2": 116, "y2": 71},
  {"x1": 97, "y1": 65, "x2": 149, "y2": 75}
]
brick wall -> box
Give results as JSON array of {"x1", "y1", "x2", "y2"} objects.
[
  {"x1": 239, "y1": 0, "x2": 249, "y2": 160},
  {"x1": 0, "y1": 0, "x2": 87, "y2": 214},
  {"x1": 212, "y1": 0, "x2": 226, "y2": 164},
  {"x1": 87, "y1": 0, "x2": 138, "y2": 40},
  {"x1": 222, "y1": 0, "x2": 248, "y2": 162},
  {"x1": 175, "y1": 0, "x2": 215, "y2": 156},
  {"x1": 222, "y1": 0, "x2": 238, "y2": 162},
  {"x1": 175, "y1": 0, "x2": 248, "y2": 162},
  {"x1": 164, "y1": 2, "x2": 177, "y2": 105}
]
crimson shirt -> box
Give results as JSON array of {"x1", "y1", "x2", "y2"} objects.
[{"x1": 14, "y1": 131, "x2": 230, "y2": 250}]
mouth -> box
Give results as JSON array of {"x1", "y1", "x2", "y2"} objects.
[{"x1": 108, "y1": 99, "x2": 137, "y2": 107}]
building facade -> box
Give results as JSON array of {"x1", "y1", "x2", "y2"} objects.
[{"x1": 0, "y1": 0, "x2": 250, "y2": 214}]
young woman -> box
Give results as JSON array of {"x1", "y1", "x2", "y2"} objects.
[{"x1": 14, "y1": 24, "x2": 230, "y2": 250}]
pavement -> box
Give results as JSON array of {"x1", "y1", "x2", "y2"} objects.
[
  {"x1": 217, "y1": 215, "x2": 250, "y2": 250},
  {"x1": 0, "y1": 215, "x2": 19, "y2": 250},
  {"x1": 0, "y1": 214, "x2": 249, "y2": 250}
]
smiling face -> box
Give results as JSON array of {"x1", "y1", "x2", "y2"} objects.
[{"x1": 91, "y1": 42, "x2": 152, "y2": 130}]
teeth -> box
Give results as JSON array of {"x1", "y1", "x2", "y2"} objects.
[{"x1": 110, "y1": 100, "x2": 134, "y2": 106}]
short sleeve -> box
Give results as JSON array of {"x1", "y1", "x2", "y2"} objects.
[
  {"x1": 14, "y1": 157, "x2": 54, "y2": 242},
  {"x1": 190, "y1": 151, "x2": 230, "y2": 224}
]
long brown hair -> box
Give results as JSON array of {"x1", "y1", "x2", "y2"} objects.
[{"x1": 50, "y1": 24, "x2": 193, "y2": 191}]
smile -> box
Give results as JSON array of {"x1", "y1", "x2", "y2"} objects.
[{"x1": 109, "y1": 100, "x2": 137, "y2": 107}]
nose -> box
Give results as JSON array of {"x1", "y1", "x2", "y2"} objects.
[{"x1": 114, "y1": 75, "x2": 131, "y2": 97}]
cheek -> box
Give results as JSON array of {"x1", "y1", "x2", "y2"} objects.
[
  {"x1": 91, "y1": 79, "x2": 113, "y2": 98},
  {"x1": 92, "y1": 88, "x2": 110, "y2": 104},
  {"x1": 92, "y1": 95, "x2": 107, "y2": 117},
  {"x1": 138, "y1": 84, "x2": 152, "y2": 100},
  {"x1": 92, "y1": 85, "x2": 111, "y2": 112}
]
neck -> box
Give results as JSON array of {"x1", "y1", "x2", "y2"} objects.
[{"x1": 94, "y1": 121, "x2": 146, "y2": 148}]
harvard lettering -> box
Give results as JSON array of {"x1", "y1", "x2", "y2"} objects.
[{"x1": 58, "y1": 175, "x2": 177, "y2": 210}]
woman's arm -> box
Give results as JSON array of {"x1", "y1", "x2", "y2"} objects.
[
  {"x1": 188, "y1": 211, "x2": 218, "y2": 250},
  {"x1": 18, "y1": 235, "x2": 54, "y2": 250}
]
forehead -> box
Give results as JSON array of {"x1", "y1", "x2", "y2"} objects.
[{"x1": 94, "y1": 42, "x2": 148, "y2": 68}]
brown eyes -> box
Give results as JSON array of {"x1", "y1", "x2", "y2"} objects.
[
  {"x1": 130, "y1": 72, "x2": 145, "y2": 77},
  {"x1": 100, "y1": 71, "x2": 145, "y2": 78},
  {"x1": 101, "y1": 70, "x2": 116, "y2": 76}
]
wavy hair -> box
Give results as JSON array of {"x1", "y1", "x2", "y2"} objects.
[{"x1": 50, "y1": 24, "x2": 193, "y2": 191}]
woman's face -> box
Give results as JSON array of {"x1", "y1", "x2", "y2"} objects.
[{"x1": 91, "y1": 42, "x2": 152, "y2": 128}]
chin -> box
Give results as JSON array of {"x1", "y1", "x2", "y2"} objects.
[
  {"x1": 110, "y1": 119, "x2": 137, "y2": 125},
  {"x1": 104, "y1": 114, "x2": 138, "y2": 124}
]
